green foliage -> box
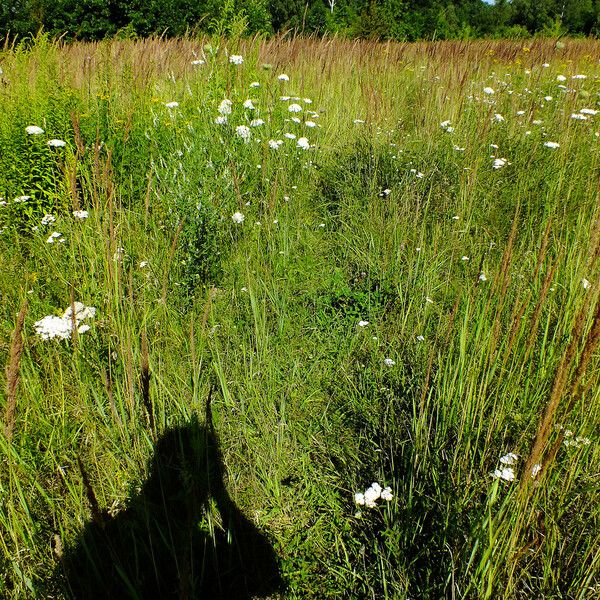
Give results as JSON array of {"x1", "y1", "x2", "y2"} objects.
[
  {"x1": 2, "y1": 0, "x2": 600, "y2": 41},
  {"x1": 0, "y1": 36, "x2": 599, "y2": 600}
]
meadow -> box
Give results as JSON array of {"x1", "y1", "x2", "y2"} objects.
[{"x1": 0, "y1": 34, "x2": 599, "y2": 598}]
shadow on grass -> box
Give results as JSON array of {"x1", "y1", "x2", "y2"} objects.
[{"x1": 56, "y1": 417, "x2": 283, "y2": 599}]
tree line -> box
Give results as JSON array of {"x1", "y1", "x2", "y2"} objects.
[{"x1": 2, "y1": 0, "x2": 600, "y2": 42}]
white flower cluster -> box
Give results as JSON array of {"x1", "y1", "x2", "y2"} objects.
[
  {"x1": 34, "y1": 302, "x2": 96, "y2": 340},
  {"x1": 440, "y1": 120, "x2": 454, "y2": 133},
  {"x1": 491, "y1": 452, "x2": 518, "y2": 482},
  {"x1": 354, "y1": 482, "x2": 393, "y2": 508},
  {"x1": 560, "y1": 427, "x2": 591, "y2": 448}
]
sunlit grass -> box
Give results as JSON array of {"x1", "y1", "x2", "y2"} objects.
[{"x1": 0, "y1": 34, "x2": 599, "y2": 598}]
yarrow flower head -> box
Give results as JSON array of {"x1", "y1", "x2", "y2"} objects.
[
  {"x1": 215, "y1": 116, "x2": 227, "y2": 125},
  {"x1": 277, "y1": 73, "x2": 289, "y2": 81},
  {"x1": 218, "y1": 99, "x2": 233, "y2": 115},
  {"x1": 47, "y1": 139, "x2": 66, "y2": 147},
  {"x1": 165, "y1": 101, "x2": 179, "y2": 109},
  {"x1": 243, "y1": 99, "x2": 255, "y2": 110},
  {"x1": 235, "y1": 125, "x2": 251, "y2": 142},
  {"x1": 26, "y1": 125, "x2": 44, "y2": 135},
  {"x1": 383, "y1": 358, "x2": 396, "y2": 367},
  {"x1": 492, "y1": 468, "x2": 515, "y2": 482},
  {"x1": 492, "y1": 157, "x2": 509, "y2": 170},
  {"x1": 73, "y1": 210, "x2": 89, "y2": 220},
  {"x1": 544, "y1": 141, "x2": 560, "y2": 149},
  {"x1": 34, "y1": 302, "x2": 96, "y2": 341},
  {"x1": 46, "y1": 231, "x2": 64, "y2": 244},
  {"x1": 500, "y1": 452, "x2": 518, "y2": 465},
  {"x1": 229, "y1": 55, "x2": 243, "y2": 65},
  {"x1": 483, "y1": 87, "x2": 495, "y2": 95},
  {"x1": 297, "y1": 137, "x2": 310, "y2": 150},
  {"x1": 354, "y1": 482, "x2": 393, "y2": 509},
  {"x1": 268, "y1": 139, "x2": 283, "y2": 149},
  {"x1": 232, "y1": 212, "x2": 245, "y2": 224},
  {"x1": 288, "y1": 103, "x2": 302, "y2": 113}
]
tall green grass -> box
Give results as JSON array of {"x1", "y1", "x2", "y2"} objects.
[{"x1": 0, "y1": 34, "x2": 599, "y2": 598}]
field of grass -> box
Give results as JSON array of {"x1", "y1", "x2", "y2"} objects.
[{"x1": 0, "y1": 34, "x2": 599, "y2": 598}]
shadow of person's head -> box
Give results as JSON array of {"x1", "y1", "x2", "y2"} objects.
[{"x1": 57, "y1": 417, "x2": 283, "y2": 599}]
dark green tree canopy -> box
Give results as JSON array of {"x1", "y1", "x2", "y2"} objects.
[{"x1": 1, "y1": 0, "x2": 599, "y2": 41}]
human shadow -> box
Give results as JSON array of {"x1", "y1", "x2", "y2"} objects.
[{"x1": 56, "y1": 416, "x2": 283, "y2": 599}]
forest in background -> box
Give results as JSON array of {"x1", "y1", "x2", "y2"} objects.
[{"x1": 2, "y1": 0, "x2": 600, "y2": 42}]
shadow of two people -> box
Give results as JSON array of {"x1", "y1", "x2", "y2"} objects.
[{"x1": 57, "y1": 418, "x2": 283, "y2": 599}]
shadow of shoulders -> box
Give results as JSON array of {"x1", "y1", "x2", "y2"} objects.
[{"x1": 51, "y1": 419, "x2": 284, "y2": 599}]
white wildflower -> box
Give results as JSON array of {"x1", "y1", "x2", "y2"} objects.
[
  {"x1": 297, "y1": 137, "x2": 310, "y2": 150},
  {"x1": 268, "y1": 139, "x2": 283, "y2": 149},
  {"x1": 47, "y1": 139, "x2": 66, "y2": 147},
  {"x1": 26, "y1": 125, "x2": 44, "y2": 135},
  {"x1": 288, "y1": 103, "x2": 302, "y2": 113},
  {"x1": 165, "y1": 101, "x2": 179, "y2": 108},
  {"x1": 383, "y1": 358, "x2": 396, "y2": 367},
  {"x1": 46, "y1": 231, "x2": 63, "y2": 244},
  {"x1": 354, "y1": 492, "x2": 365, "y2": 505},
  {"x1": 364, "y1": 485, "x2": 381, "y2": 508},
  {"x1": 500, "y1": 452, "x2": 518, "y2": 465},
  {"x1": 492, "y1": 468, "x2": 515, "y2": 482},
  {"x1": 41, "y1": 214, "x2": 56, "y2": 226},
  {"x1": 34, "y1": 301, "x2": 96, "y2": 340},
  {"x1": 249, "y1": 81, "x2": 260, "y2": 88},
  {"x1": 235, "y1": 125, "x2": 251, "y2": 142},
  {"x1": 556, "y1": 75, "x2": 566, "y2": 82},
  {"x1": 229, "y1": 55, "x2": 243, "y2": 65},
  {"x1": 73, "y1": 210, "x2": 89, "y2": 220},
  {"x1": 358, "y1": 320, "x2": 369, "y2": 327},
  {"x1": 531, "y1": 463, "x2": 542, "y2": 478},
  {"x1": 483, "y1": 87, "x2": 495, "y2": 95},
  {"x1": 544, "y1": 141, "x2": 560, "y2": 149},
  {"x1": 571, "y1": 113, "x2": 588, "y2": 121},
  {"x1": 381, "y1": 487, "x2": 393, "y2": 501},
  {"x1": 214, "y1": 116, "x2": 227, "y2": 125},
  {"x1": 582, "y1": 278, "x2": 590, "y2": 290},
  {"x1": 493, "y1": 113, "x2": 505, "y2": 122},
  {"x1": 218, "y1": 99, "x2": 233, "y2": 115},
  {"x1": 243, "y1": 99, "x2": 255, "y2": 110},
  {"x1": 232, "y1": 212, "x2": 245, "y2": 224},
  {"x1": 250, "y1": 119, "x2": 264, "y2": 127},
  {"x1": 277, "y1": 73, "x2": 289, "y2": 81}
]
